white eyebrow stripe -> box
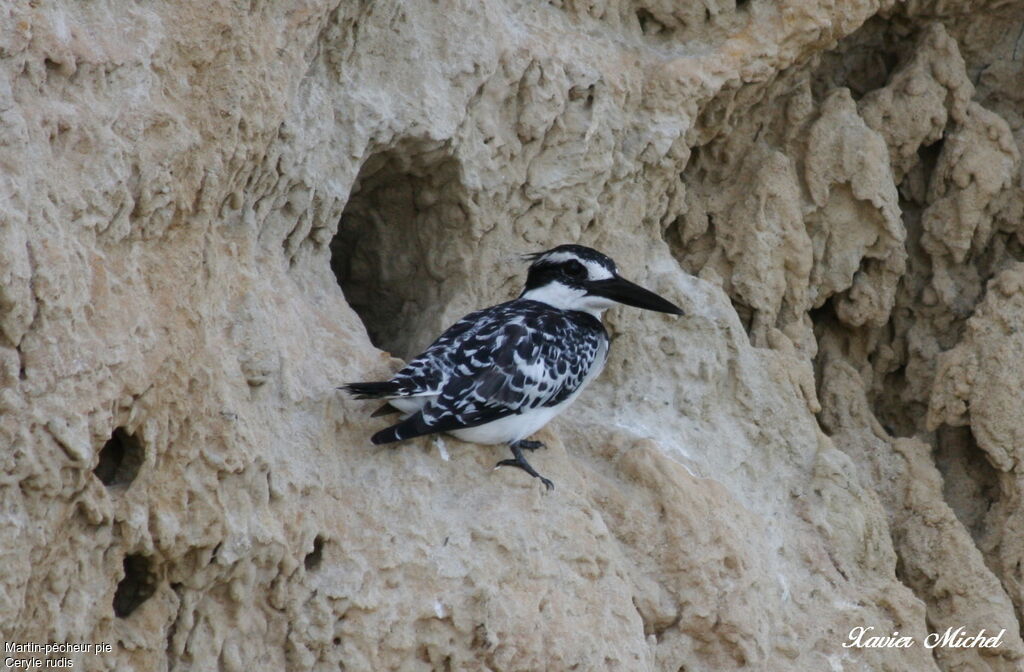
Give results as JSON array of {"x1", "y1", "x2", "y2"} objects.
[
  {"x1": 539, "y1": 251, "x2": 615, "y2": 280},
  {"x1": 541, "y1": 251, "x2": 580, "y2": 265},
  {"x1": 582, "y1": 259, "x2": 613, "y2": 280}
]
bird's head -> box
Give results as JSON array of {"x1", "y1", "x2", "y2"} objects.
[{"x1": 519, "y1": 244, "x2": 684, "y2": 317}]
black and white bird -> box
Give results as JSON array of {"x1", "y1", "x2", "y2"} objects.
[{"x1": 341, "y1": 244, "x2": 683, "y2": 490}]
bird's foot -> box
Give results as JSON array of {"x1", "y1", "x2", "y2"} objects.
[
  {"x1": 516, "y1": 439, "x2": 545, "y2": 452},
  {"x1": 495, "y1": 442, "x2": 554, "y2": 490}
]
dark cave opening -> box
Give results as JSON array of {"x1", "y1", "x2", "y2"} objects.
[
  {"x1": 93, "y1": 427, "x2": 144, "y2": 488},
  {"x1": 636, "y1": 8, "x2": 668, "y2": 36},
  {"x1": 304, "y1": 535, "x2": 325, "y2": 571},
  {"x1": 330, "y1": 141, "x2": 472, "y2": 360},
  {"x1": 113, "y1": 554, "x2": 157, "y2": 618}
]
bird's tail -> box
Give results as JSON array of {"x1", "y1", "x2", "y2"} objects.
[
  {"x1": 339, "y1": 381, "x2": 401, "y2": 399},
  {"x1": 371, "y1": 412, "x2": 433, "y2": 445}
]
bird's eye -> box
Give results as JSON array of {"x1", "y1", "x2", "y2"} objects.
[{"x1": 564, "y1": 260, "x2": 586, "y2": 279}]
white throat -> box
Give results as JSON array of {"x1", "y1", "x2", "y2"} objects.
[{"x1": 521, "y1": 281, "x2": 616, "y2": 317}]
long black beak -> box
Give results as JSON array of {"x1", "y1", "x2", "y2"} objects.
[{"x1": 587, "y1": 275, "x2": 684, "y2": 315}]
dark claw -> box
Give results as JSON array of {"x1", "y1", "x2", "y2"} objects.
[
  {"x1": 517, "y1": 440, "x2": 545, "y2": 452},
  {"x1": 494, "y1": 441, "x2": 555, "y2": 490}
]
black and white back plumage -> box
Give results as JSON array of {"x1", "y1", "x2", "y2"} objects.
[
  {"x1": 347, "y1": 299, "x2": 607, "y2": 444},
  {"x1": 341, "y1": 243, "x2": 683, "y2": 489}
]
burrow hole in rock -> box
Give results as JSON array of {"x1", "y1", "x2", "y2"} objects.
[
  {"x1": 636, "y1": 8, "x2": 667, "y2": 36},
  {"x1": 330, "y1": 140, "x2": 477, "y2": 360},
  {"x1": 113, "y1": 554, "x2": 157, "y2": 617},
  {"x1": 305, "y1": 535, "x2": 325, "y2": 571},
  {"x1": 93, "y1": 427, "x2": 144, "y2": 487}
]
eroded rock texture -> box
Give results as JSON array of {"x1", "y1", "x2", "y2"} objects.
[{"x1": 1, "y1": 0, "x2": 1023, "y2": 670}]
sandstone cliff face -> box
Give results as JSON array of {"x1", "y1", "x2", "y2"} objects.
[{"x1": 2, "y1": 1, "x2": 1023, "y2": 670}]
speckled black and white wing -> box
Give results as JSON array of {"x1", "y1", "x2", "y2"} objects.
[{"x1": 358, "y1": 299, "x2": 608, "y2": 444}]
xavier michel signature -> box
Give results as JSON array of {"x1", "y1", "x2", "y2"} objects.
[{"x1": 844, "y1": 626, "x2": 1006, "y2": 649}]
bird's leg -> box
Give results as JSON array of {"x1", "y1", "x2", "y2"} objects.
[
  {"x1": 517, "y1": 439, "x2": 545, "y2": 452},
  {"x1": 496, "y1": 441, "x2": 554, "y2": 490}
]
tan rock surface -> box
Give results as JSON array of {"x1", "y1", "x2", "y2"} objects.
[{"x1": 2, "y1": 1, "x2": 1023, "y2": 670}]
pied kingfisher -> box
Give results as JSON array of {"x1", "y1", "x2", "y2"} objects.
[{"x1": 341, "y1": 244, "x2": 683, "y2": 490}]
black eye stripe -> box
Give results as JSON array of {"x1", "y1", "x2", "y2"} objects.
[{"x1": 564, "y1": 260, "x2": 586, "y2": 278}]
